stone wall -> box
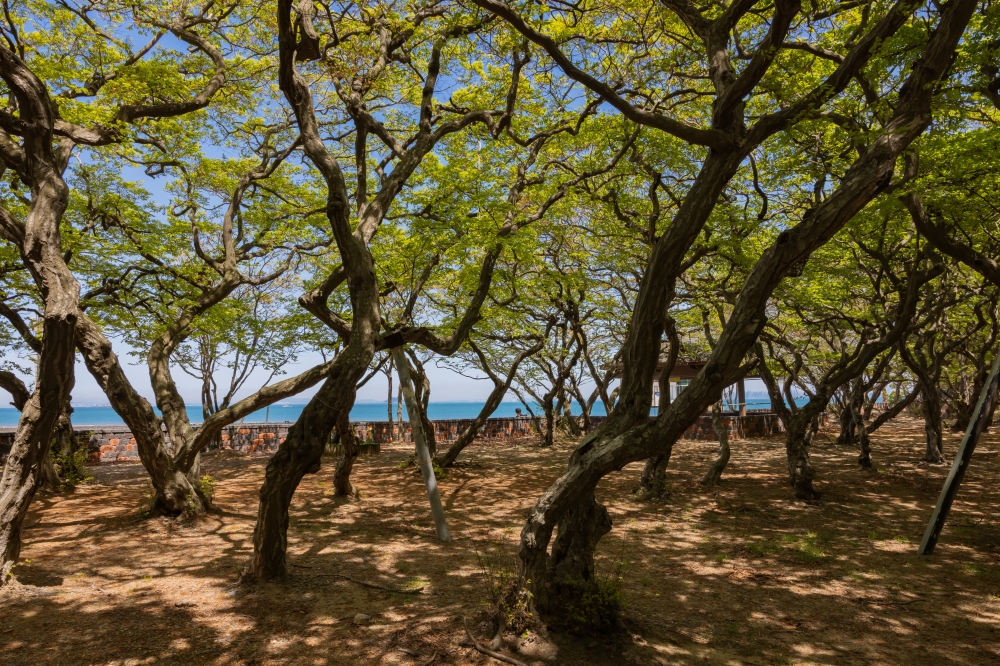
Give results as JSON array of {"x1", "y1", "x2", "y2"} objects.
[{"x1": 0, "y1": 411, "x2": 817, "y2": 465}]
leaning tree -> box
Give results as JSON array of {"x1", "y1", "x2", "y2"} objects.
[{"x1": 466, "y1": 0, "x2": 980, "y2": 616}]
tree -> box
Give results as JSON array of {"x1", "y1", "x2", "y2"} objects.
[{"x1": 468, "y1": 0, "x2": 978, "y2": 616}]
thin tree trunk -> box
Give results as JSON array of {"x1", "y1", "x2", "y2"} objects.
[
  {"x1": 853, "y1": 398, "x2": 873, "y2": 469},
  {"x1": 922, "y1": 386, "x2": 944, "y2": 462},
  {"x1": 248, "y1": 364, "x2": 365, "y2": 582},
  {"x1": 393, "y1": 347, "x2": 450, "y2": 541},
  {"x1": 701, "y1": 402, "x2": 731, "y2": 485},
  {"x1": 396, "y1": 383, "x2": 404, "y2": 442},
  {"x1": 332, "y1": 411, "x2": 359, "y2": 496}
]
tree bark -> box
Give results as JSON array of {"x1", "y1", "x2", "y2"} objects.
[
  {"x1": 921, "y1": 385, "x2": 944, "y2": 463},
  {"x1": 638, "y1": 452, "x2": 672, "y2": 499},
  {"x1": 511, "y1": 0, "x2": 973, "y2": 605},
  {"x1": 393, "y1": 346, "x2": 450, "y2": 541},
  {"x1": 701, "y1": 402, "x2": 731, "y2": 485},
  {"x1": 332, "y1": 410, "x2": 359, "y2": 496},
  {"x1": 0, "y1": 44, "x2": 81, "y2": 585},
  {"x1": 785, "y1": 411, "x2": 821, "y2": 499}
]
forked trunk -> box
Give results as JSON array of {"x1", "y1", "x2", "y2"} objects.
[
  {"x1": 785, "y1": 412, "x2": 820, "y2": 500},
  {"x1": 837, "y1": 405, "x2": 856, "y2": 444},
  {"x1": 637, "y1": 451, "x2": 672, "y2": 498}
]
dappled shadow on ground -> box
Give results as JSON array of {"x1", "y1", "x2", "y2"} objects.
[{"x1": 2, "y1": 418, "x2": 999, "y2": 665}]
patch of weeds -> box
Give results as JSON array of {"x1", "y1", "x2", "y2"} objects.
[
  {"x1": 475, "y1": 529, "x2": 534, "y2": 636},
  {"x1": 139, "y1": 480, "x2": 156, "y2": 518},
  {"x1": 53, "y1": 445, "x2": 93, "y2": 487},
  {"x1": 653, "y1": 525, "x2": 667, "y2": 534},
  {"x1": 715, "y1": 552, "x2": 729, "y2": 565},
  {"x1": 868, "y1": 529, "x2": 881, "y2": 541},
  {"x1": 745, "y1": 539, "x2": 778, "y2": 558},
  {"x1": 893, "y1": 535, "x2": 910, "y2": 543},
  {"x1": 199, "y1": 475, "x2": 217, "y2": 504},
  {"x1": 563, "y1": 539, "x2": 630, "y2": 635},
  {"x1": 432, "y1": 461, "x2": 446, "y2": 480},
  {"x1": 396, "y1": 455, "x2": 415, "y2": 470},
  {"x1": 795, "y1": 532, "x2": 829, "y2": 563}
]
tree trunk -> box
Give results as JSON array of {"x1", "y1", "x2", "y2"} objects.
[
  {"x1": 542, "y1": 490, "x2": 612, "y2": 614},
  {"x1": 637, "y1": 452, "x2": 672, "y2": 498},
  {"x1": 405, "y1": 352, "x2": 436, "y2": 456},
  {"x1": 837, "y1": 403, "x2": 857, "y2": 444},
  {"x1": 39, "y1": 446, "x2": 62, "y2": 491},
  {"x1": 249, "y1": 369, "x2": 362, "y2": 582},
  {"x1": 393, "y1": 347, "x2": 450, "y2": 541},
  {"x1": 922, "y1": 386, "x2": 944, "y2": 462},
  {"x1": 0, "y1": 315, "x2": 77, "y2": 586},
  {"x1": 75, "y1": 314, "x2": 209, "y2": 516},
  {"x1": 701, "y1": 402, "x2": 731, "y2": 485},
  {"x1": 785, "y1": 412, "x2": 820, "y2": 499},
  {"x1": 0, "y1": 55, "x2": 81, "y2": 585},
  {"x1": 332, "y1": 411, "x2": 359, "y2": 497},
  {"x1": 542, "y1": 401, "x2": 555, "y2": 447},
  {"x1": 853, "y1": 398, "x2": 873, "y2": 469},
  {"x1": 396, "y1": 383, "x2": 404, "y2": 443}
]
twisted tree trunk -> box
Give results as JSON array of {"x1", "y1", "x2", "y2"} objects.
[{"x1": 701, "y1": 402, "x2": 731, "y2": 485}]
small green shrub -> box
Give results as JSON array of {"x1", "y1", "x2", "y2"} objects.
[
  {"x1": 475, "y1": 530, "x2": 534, "y2": 635},
  {"x1": 52, "y1": 446, "x2": 93, "y2": 486},
  {"x1": 563, "y1": 575, "x2": 625, "y2": 635},
  {"x1": 199, "y1": 475, "x2": 217, "y2": 504},
  {"x1": 139, "y1": 480, "x2": 156, "y2": 518},
  {"x1": 562, "y1": 538, "x2": 630, "y2": 635}
]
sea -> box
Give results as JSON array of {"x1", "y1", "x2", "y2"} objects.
[{"x1": 0, "y1": 398, "x2": 785, "y2": 427}]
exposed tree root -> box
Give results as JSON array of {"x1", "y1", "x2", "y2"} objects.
[{"x1": 462, "y1": 617, "x2": 531, "y2": 666}]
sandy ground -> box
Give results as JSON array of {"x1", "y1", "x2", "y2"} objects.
[{"x1": 1, "y1": 416, "x2": 999, "y2": 665}]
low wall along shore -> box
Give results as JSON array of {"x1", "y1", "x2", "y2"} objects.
[{"x1": 0, "y1": 411, "x2": 798, "y2": 465}]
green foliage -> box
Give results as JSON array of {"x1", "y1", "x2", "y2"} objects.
[
  {"x1": 139, "y1": 480, "x2": 156, "y2": 519},
  {"x1": 561, "y1": 537, "x2": 631, "y2": 635},
  {"x1": 199, "y1": 476, "x2": 217, "y2": 505},
  {"x1": 52, "y1": 446, "x2": 93, "y2": 487},
  {"x1": 475, "y1": 530, "x2": 534, "y2": 635},
  {"x1": 562, "y1": 575, "x2": 626, "y2": 636}
]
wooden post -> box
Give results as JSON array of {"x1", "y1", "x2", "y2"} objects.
[
  {"x1": 738, "y1": 377, "x2": 747, "y2": 416},
  {"x1": 392, "y1": 346, "x2": 451, "y2": 542},
  {"x1": 918, "y1": 351, "x2": 1000, "y2": 555}
]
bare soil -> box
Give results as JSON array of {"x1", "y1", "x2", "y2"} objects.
[{"x1": 2, "y1": 416, "x2": 999, "y2": 665}]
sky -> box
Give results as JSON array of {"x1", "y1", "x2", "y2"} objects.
[{"x1": 60, "y1": 342, "x2": 509, "y2": 407}]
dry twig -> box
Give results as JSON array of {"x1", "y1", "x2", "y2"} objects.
[{"x1": 312, "y1": 573, "x2": 424, "y2": 594}]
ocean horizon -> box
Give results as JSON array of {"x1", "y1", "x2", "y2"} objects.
[{"x1": 0, "y1": 397, "x2": 790, "y2": 427}]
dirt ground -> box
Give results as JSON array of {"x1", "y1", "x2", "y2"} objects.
[{"x1": 2, "y1": 416, "x2": 999, "y2": 665}]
